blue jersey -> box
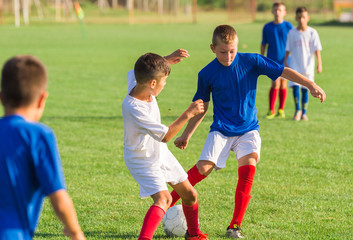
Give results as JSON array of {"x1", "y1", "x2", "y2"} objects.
[
  {"x1": 193, "y1": 53, "x2": 284, "y2": 136},
  {"x1": 261, "y1": 21, "x2": 292, "y2": 64},
  {"x1": 0, "y1": 115, "x2": 66, "y2": 239}
]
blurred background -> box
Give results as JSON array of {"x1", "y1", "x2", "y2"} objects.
[{"x1": 1, "y1": 0, "x2": 352, "y2": 26}]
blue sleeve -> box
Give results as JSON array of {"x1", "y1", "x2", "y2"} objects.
[
  {"x1": 34, "y1": 127, "x2": 66, "y2": 196},
  {"x1": 255, "y1": 54, "x2": 284, "y2": 81},
  {"x1": 192, "y1": 71, "x2": 211, "y2": 102}
]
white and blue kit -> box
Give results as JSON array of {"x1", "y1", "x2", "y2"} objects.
[{"x1": 193, "y1": 53, "x2": 284, "y2": 167}]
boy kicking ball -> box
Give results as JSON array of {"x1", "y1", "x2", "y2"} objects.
[
  {"x1": 122, "y1": 50, "x2": 208, "y2": 240},
  {"x1": 170, "y1": 25, "x2": 326, "y2": 238}
]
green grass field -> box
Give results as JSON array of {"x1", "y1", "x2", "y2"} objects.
[{"x1": 1, "y1": 19, "x2": 352, "y2": 239}]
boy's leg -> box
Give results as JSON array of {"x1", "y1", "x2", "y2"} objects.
[
  {"x1": 138, "y1": 191, "x2": 170, "y2": 240},
  {"x1": 229, "y1": 153, "x2": 257, "y2": 229},
  {"x1": 170, "y1": 161, "x2": 214, "y2": 207},
  {"x1": 292, "y1": 86, "x2": 302, "y2": 121},
  {"x1": 278, "y1": 78, "x2": 287, "y2": 112},
  {"x1": 301, "y1": 88, "x2": 309, "y2": 116},
  {"x1": 172, "y1": 180, "x2": 202, "y2": 236},
  {"x1": 267, "y1": 79, "x2": 280, "y2": 119}
]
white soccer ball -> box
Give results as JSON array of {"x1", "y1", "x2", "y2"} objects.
[{"x1": 162, "y1": 205, "x2": 187, "y2": 237}]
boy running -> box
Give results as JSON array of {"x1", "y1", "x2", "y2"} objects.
[
  {"x1": 0, "y1": 56, "x2": 85, "y2": 240},
  {"x1": 170, "y1": 25, "x2": 326, "y2": 238},
  {"x1": 285, "y1": 6, "x2": 323, "y2": 121},
  {"x1": 122, "y1": 50, "x2": 208, "y2": 240},
  {"x1": 261, "y1": 2, "x2": 293, "y2": 119}
]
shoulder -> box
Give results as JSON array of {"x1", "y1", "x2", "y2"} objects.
[
  {"x1": 199, "y1": 58, "x2": 219, "y2": 76},
  {"x1": 308, "y1": 26, "x2": 320, "y2": 35},
  {"x1": 238, "y1": 52, "x2": 260, "y2": 62},
  {"x1": 284, "y1": 21, "x2": 293, "y2": 28}
]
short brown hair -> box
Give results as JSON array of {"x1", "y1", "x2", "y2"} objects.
[
  {"x1": 296, "y1": 6, "x2": 308, "y2": 15},
  {"x1": 1, "y1": 55, "x2": 47, "y2": 108},
  {"x1": 212, "y1": 25, "x2": 237, "y2": 47},
  {"x1": 272, "y1": 2, "x2": 286, "y2": 9},
  {"x1": 134, "y1": 53, "x2": 171, "y2": 84}
]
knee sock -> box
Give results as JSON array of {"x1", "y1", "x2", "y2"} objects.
[
  {"x1": 138, "y1": 205, "x2": 165, "y2": 240},
  {"x1": 229, "y1": 165, "x2": 256, "y2": 228},
  {"x1": 279, "y1": 88, "x2": 287, "y2": 111},
  {"x1": 182, "y1": 201, "x2": 202, "y2": 236},
  {"x1": 301, "y1": 88, "x2": 309, "y2": 115},
  {"x1": 293, "y1": 86, "x2": 300, "y2": 111},
  {"x1": 170, "y1": 165, "x2": 207, "y2": 207},
  {"x1": 269, "y1": 88, "x2": 278, "y2": 113}
]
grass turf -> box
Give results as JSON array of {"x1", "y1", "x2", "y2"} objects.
[{"x1": 0, "y1": 20, "x2": 352, "y2": 239}]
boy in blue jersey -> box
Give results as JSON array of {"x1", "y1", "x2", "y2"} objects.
[
  {"x1": 0, "y1": 56, "x2": 85, "y2": 240},
  {"x1": 261, "y1": 2, "x2": 293, "y2": 119},
  {"x1": 170, "y1": 25, "x2": 326, "y2": 238}
]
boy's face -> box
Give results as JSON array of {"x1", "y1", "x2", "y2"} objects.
[
  {"x1": 296, "y1": 11, "x2": 310, "y2": 27},
  {"x1": 272, "y1": 5, "x2": 286, "y2": 21},
  {"x1": 211, "y1": 38, "x2": 238, "y2": 67},
  {"x1": 152, "y1": 75, "x2": 168, "y2": 97}
]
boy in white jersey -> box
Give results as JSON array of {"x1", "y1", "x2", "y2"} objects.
[
  {"x1": 122, "y1": 50, "x2": 208, "y2": 240},
  {"x1": 285, "y1": 6, "x2": 323, "y2": 121}
]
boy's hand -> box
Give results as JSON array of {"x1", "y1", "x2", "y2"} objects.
[
  {"x1": 186, "y1": 99, "x2": 204, "y2": 118},
  {"x1": 63, "y1": 227, "x2": 86, "y2": 240},
  {"x1": 164, "y1": 49, "x2": 190, "y2": 65},
  {"x1": 310, "y1": 84, "x2": 326, "y2": 103},
  {"x1": 174, "y1": 136, "x2": 189, "y2": 149}
]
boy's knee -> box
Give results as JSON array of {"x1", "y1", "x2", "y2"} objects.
[
  {"x1": 153, "y1": 192, "x2": 172, "y2": 210},
  {"x1": 181, "y1": 188, "x2": 197, "y2": 205},
  {"x1": 196, "y1": 161, "x2": 214, "y2": 176}
]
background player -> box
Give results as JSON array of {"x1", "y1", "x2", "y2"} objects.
[
  {"x1": 285, "y1": 6, "x2": 323, "y2": 121},
  {"x1": 261, "y1": 2, "x2": 293, "y2": 119}
]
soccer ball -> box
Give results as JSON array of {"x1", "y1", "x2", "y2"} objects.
[{"x1": 162, "y1": 205, "x2": 187, "y2": 237}]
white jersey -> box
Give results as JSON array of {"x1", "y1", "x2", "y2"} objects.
[
  {"x1": 286, "y1": 27, "x2": 322, "y2": 78},
  {"x1": 122, "y1": 70, "x2": 187, "y2": 198}
]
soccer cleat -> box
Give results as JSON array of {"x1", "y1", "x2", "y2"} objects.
[
  {"x1": 293, "y1": 110, "x2": 302, "y2": 121},
  {"x1": 301, "y1": 114, "x2": 309, "y2": 121},
  {"x1": 276, "y1": 109, "x2": 285, "y2": 118},
  {"x1": 226, "y1": 225, "x2": 245, "y2": 239},
  {"x1": 185, "y1": 231, "x2": 209, "y2": 240},
  {"x1": 266, "y1": 110, "x2": 275, "y2": 119}
]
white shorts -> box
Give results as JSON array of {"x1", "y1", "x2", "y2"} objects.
[
  {"x1": 199, "y1": 130, "x2": 261, "y2": 170},
  {"x1": 126, "y1": 144, "x2": 188, "y2": 199},
  {"x1": 288, "y1": 73, "x2": 314, "y2": 89}
]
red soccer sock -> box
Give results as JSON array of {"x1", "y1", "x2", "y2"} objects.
[
  {"x1": 182, "y1": 201, "x2": 202, "y2": 236},
  {"x1": 269, "y1": 88, "x2": 278, "y2": 113},
  {"x1": 170, "y1": 165, "x2": 207, "y2": 207},
  {"x1": 138, "y1": 205, "x2": 165, "y2": 240},
  {"x1": 279, "y1": 88, "x2": 287, "y2": 110},
  {"x1": 229, "y1": 165, "x2": 256, "y2": 228}
]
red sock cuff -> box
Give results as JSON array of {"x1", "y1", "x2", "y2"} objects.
[{"x1": 188, "y1": 164, "x2": 206, "y2": 186}]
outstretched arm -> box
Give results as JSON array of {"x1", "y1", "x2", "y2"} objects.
[
  {"x1": 162, "y1": 99, "x2": 204, "y2": 143},
  {"x1": 174, "y1": 101, "x2": 209, "y2": 149},
  {"x1": 281, "y1": 67, "x2": 326, "y2": 103},
  {"x1": 49, "y1": 190, "x2": 85, "y2": 240},
  {"x1": 164, "y1": 49, "x2": 190, "y2": 65}
]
